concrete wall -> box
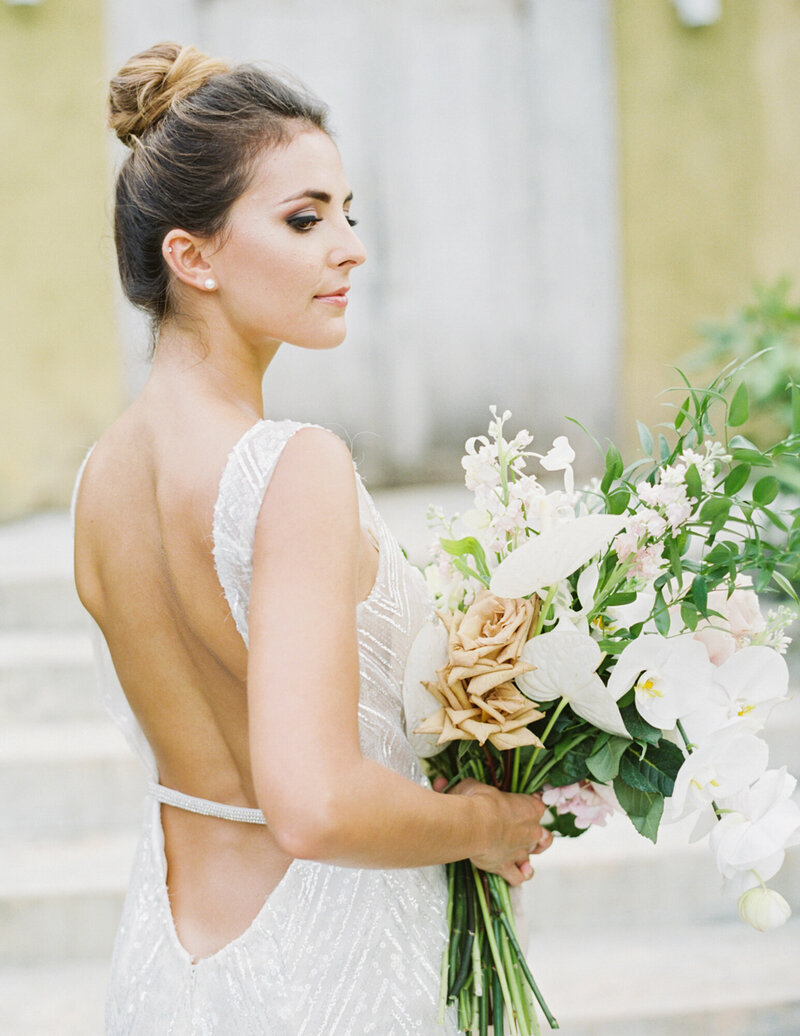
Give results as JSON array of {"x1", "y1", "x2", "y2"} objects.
[
  {"x1": 108, "y1": 0, "x2": 622, "y2": 485},
  {"x1": 614, "y1": 0, "x2": 800, "y2": 447},
  {"x1": 0, "y1": 0, "x2": 123, "y2": 521}
]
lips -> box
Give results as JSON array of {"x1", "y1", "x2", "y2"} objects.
[{"x1": 314, "y1": 286, "x2": 350, "y2": 307}]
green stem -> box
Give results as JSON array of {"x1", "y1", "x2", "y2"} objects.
[
  {"x1": 531, "y1": 585, "x2": 558, "y2": 638},
  {"x1": 519, "y1": 698, "x2": 569, "y2": 791},
  {"x1": 677, "y1": 719, "x2": 722, "y2": 820},
  {"x1": 471, "y1": 865, "x2": 518, "y2": 1029},
  {"x1": 489, "y1": 878, "x2": 559, "y2": 1030}
]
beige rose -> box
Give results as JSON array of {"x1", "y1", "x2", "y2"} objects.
[{"x1": 415, "y1": 590, "x2": 544, "y2": 750}]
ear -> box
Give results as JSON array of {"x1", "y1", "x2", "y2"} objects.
[{"x1": 162, "y1": 229, "x2": 216, "y2": 292}]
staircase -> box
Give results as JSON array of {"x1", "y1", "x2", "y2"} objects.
[{"x1": 1, "y1": 505, "x2": 798, "y2": 1035}]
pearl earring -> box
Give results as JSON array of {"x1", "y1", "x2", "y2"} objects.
[{"x1": 204, "y1": 278, "x2": 216, "y2": 290}]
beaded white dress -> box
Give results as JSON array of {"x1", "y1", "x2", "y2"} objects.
[{"x1": 75, "y1": 419, "x2": 458, "y2": 1035}]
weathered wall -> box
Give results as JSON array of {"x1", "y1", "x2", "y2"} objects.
[
  {"x1": 614, "y1": 0, "x2": 800, "y2": 445},
  {"x1": 0, "y1": 0, "x2": 123, "y2": 521}
]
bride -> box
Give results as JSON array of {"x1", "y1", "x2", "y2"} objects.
[{"x1": 73, "y1": 42, "x2": 551, "y2": 1034}]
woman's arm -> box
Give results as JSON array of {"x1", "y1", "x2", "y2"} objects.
[{"x1": 247, "y1": 427, "x2": 548, "y2": 886}]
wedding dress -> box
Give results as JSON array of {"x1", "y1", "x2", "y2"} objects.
[{"x1": 73, "y1": 419, "x2": 459, "y2": 1035}]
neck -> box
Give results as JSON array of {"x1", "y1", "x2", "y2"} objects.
[{"x1": 148, "y1": 321, "x2": 281, "y2": 420}]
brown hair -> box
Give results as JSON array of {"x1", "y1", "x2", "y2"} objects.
[{"x1": 108, "y1": 42, "x2": 329, "y2": 344}]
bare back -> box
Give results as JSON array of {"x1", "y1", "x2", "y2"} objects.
[{"x1": 73, "y1": 391, "x2": 378, "y2": 958}]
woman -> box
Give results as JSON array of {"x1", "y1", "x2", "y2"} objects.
[{"x1": 73, "y1": 42, "x2": 551, "y2": 1034}]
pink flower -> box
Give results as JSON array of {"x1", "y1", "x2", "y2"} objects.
[
  {"x1": 541, "y1": 780, "x2": 618, "y2": 829},
  {"x1": 629, "y1": 543, "x2": 665, "y2": 580}
]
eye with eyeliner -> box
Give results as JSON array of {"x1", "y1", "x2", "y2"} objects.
[{"x1": 286, "y1": 212, "x2": 359, "y2": 232}]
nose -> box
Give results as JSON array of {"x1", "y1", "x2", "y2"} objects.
[{"x1": 330, "y1": 222, "x2": 367, "y2": 269}]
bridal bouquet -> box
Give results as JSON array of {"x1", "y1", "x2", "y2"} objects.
[{"x1": 403, "y1": 364, "x2": 800, "y2": 1035}]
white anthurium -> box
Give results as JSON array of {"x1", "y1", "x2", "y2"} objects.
[
  {"x1": 709, "y1": 768, "x2": 800, "y2": 880},
  {"x1": 402, "y1": 616, "x2": 449, "y2": 758},
  {"x1": 490, "y1": 514, "x2": 628, "y2": 599},
  {"x1": 517, "y1": 624, "x2": 630, "y2": 737},
  {"x1": 606, "y1": 633, "x2": 716, "y2": 732},
  {"x1": 663, "y1": 726, "x2": 769, "y2": 823}
]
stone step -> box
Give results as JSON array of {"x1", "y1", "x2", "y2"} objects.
[
  {"x1": 527, "y1": 917, "x2": 800, "y2": 1036},
  {"x1": 523, "y1": 810, "x2": 800, "y2": 931},
  {"x1": 0, "y1": 630, "x2": 99, "y2": 722},
  {"x1": 0, "y1": 720, "x2": 146, "y2": 841},
  {"x1": 0, "y1": 579, "x2": 87, "y2": 632},
  {"x1": 2, "y1": 811, "x2": 797, "y2": 970},
  {"x1": 0, "y1": 920, "x2": 797, "y2": 1036},
  {"x1": 0, "y1": 831, "x2": 137, "y2": 965},
  {"x1": 0, "y1": 959, "x2": 107, "y2": 1036}
]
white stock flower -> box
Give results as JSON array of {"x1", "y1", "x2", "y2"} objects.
[
  {"x1": 539, "y1": 436, "x2": 576, "y2": 495},
  {"x1": 710, "y1": 768, "x2": 800, "y2": 882},
  {"x1": 517, "y1": 625, "x2": 629, "y2": 737},
  {"x1": 606, "y1": 633, "x2": 716, "y2": 731},
  {"x1": 490, "y1": 514, "x2": 627, "y2": 598},
  {"x1": 737, "y1": 886, "x2": 792, "y2": 932},
  {"x1": 665, "y1": 726, "x2": 769, "y2": 822}
]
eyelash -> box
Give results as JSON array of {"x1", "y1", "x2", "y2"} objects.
[{"x1": 287, "y1": 214, "x2": 359, "y2": 232}]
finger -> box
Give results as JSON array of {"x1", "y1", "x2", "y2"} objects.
[
  {"x1": 531, "y1": 829, "x2": 553, "y2": 855},
  {"x1": 498, "y1": 863, "x2": 526, "y2": 887},
  {"x1": 529, "y1": 793, "x2": 547, "y2": 821},
  {"x1": 432, "y1": 776, "x2": 448, "y2": 793}
]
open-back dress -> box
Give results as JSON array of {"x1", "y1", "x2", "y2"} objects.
[{"x1": 73, "y1": 419, "x2": 458, "y2": 1035}]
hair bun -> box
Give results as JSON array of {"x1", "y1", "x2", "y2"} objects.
[{"x1": 108, "y1": 42, "x2": 230, "y2": 146}]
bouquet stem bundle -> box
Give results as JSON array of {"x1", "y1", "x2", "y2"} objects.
[{"x1": 433, "y1": 747, "x2": 560, "y2": 1034}]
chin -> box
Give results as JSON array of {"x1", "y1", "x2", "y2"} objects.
[{"x1": 292, "y1": 325, "x2": 348, "y2": 352}]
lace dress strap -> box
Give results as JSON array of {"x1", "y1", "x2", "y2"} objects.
[{"x1": 212, "y1": 418, "x2": 322, "y2": 647}]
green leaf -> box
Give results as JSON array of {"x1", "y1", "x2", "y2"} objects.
[
  {"x1": 698, "y1": 496, "x2": 730, "y2": 522},
  {"x1": 653, "y1": 589, "x2": 670, "y2": 636},
  {"x1": 728, "y1": 382, "x2": 750, "y2": 427},
  {"x1": 680, "y1": 600, "x2": 699, "y2": 631},
  {"x1": 601, "y1": 444, "x2": 624, "y2": 493},
  {"x1": 613, "y1": 779, "x2": 664, "y2": 843},
  {"x1": 439, "y1": 536, "x2": 490, "y2": 580},
  {"x1": 637, "y1": 421, "x2": 654, "y2": 457},
  {"x1": 772, "y1": 570, "x2": 800, "y2": 605},
  {"x1": 691, "y1": 575, "x2": 708, "y2": 615},
  {"x1": 607, "y1": 487, "x2": 631, "y2": 515},
  {"x1": 792, "y1": 382, "x2": 800, "y2": 436},
  {"x1": 674, "y1": 396, "x2": 691, "y2": 431},
  {"x1": 620, "y1": 704, "x2": 661, "y2": 746},
  {"x1": 724, "y1": 464, "x2": 750, "y2": 496},
  {"x1": 731, "y1": 448, "x2": 774, "y2": 468},
  {"x1": 685, "y1": 464, "x2": 702, "y2": 501},
  {"x1": 753, "y1": 475, "x2": 780, "y2": 506},
  {"x1": 619, "y1": 740, "x2": 684, "y2": 796},
  {"x1": 586, "y1": 736, "x2": 631, "y2": 783},
  {"x1": 543, "y1": 812, "x2": 587, "y2": 839},
  {"x1": 658, "y1": 434, "x2": 671, "y2": 463}
]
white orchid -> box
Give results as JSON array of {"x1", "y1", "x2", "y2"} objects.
[
  {"x1": 517, "y1": 624, "x2": 629, "y2": 737},
  {"x1": 682, "y1": 646, "x2": 790, "y2": 741},
  {"x1": 737, "y1": 885, "x2": 792, "y2": 932},
  {"x1": 606, "y1": 633, "x2": 717, "y2": 731},
  {"x1": 489, "y1": 513, "x2": 627, "y2": 599},
  {"x1": 710, "y1": 768, "x2": 800, "y2": 883},
  {"x1": 664, "y1": 726, "x2": 769, "y2": 822}
]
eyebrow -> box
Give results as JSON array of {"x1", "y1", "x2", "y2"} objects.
[{"x1": 279, "y1": 189, "x2": 354, "y2": 205}]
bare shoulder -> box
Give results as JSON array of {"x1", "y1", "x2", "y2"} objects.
[{"x1": 258, "y1": 425, "x2": 359, "y2": 536}]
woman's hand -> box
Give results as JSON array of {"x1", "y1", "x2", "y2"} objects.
[{"x1": 433, "y1": 777, "x2": 553, "y2": 887}]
